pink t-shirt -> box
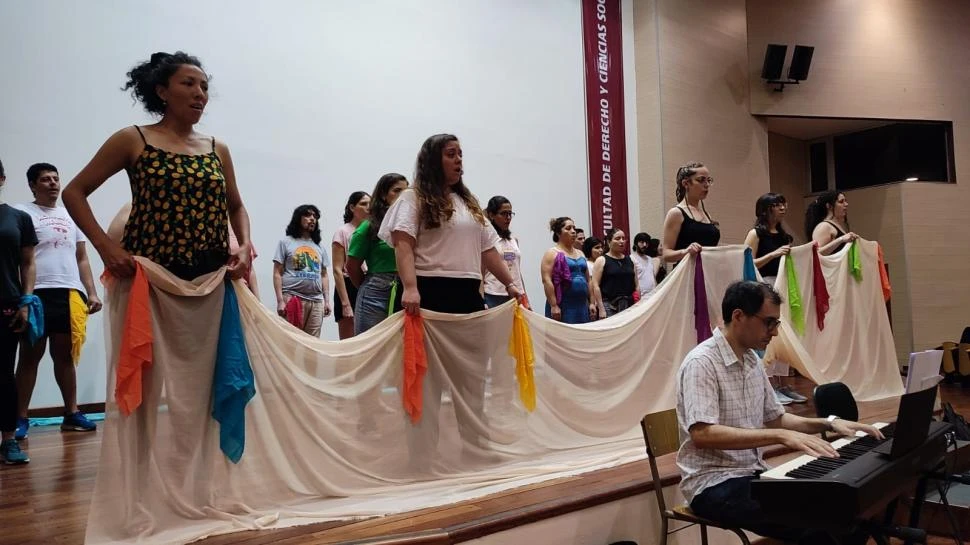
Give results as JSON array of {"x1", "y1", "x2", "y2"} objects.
[{"x1": 332, "y1": 222, "x2": 356, "y2": 276}]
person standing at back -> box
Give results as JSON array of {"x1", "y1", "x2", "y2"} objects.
[
  {"x1": 805, "y1": 190, "x2": 857, "y2": 256},
  {"x1": 0, "y1": 157, "x2": 37, "y2": 465},
  {"x1": 347, "y1": 174, "x2": 409, "y2": 334},
  {"x1": 332, "y1": 191, "x2": 370, "y2": 339},
  {"x1": 13, "y1": 163, "x2": 102, "y2": 441},
  {"x1": 743, "y1": 192, "x2": 792, "y2": 286},
  {"x1": 662, "y1": 161, "x2": 720, "y2": 265},
  {"x1": 592, "y1": 229, "x2": 638, "y2": 318},
  {"x1": 273, "y1": 205, "x2": 332, "y2": 337},
  {"x1": 540, "y1": 217, "x2": 594, "y2": 323},
  {"x1": 482, "y1": 196, "x2": 528, "y2": 309},
  {"x1": 573, "y1": 227, "x2": 586, "y2": 252},
  {"x1": 631, "y1": 232, "x2": 661, "y2": 299}
]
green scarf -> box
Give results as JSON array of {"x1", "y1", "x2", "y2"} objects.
[
  {"x1": 785, "y1": 255, "x2": 805, "y2": 335},
  {"x1": 848, "y1": 241, "x2": 863, "y2": 282}
]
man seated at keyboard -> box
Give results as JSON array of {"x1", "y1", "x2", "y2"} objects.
[{"x1": 676, "y1": 281, "x2": 883, "y2": 545}]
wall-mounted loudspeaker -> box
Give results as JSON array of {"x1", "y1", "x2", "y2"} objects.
[
  {"x1": 788, "y1": 45, "x2": 814, "y2": 81},
  {"x1": 762, "y1": 43, "x2": 814, "y2": 91},
  {"x1": 761, "y1": 44, "x2": 787, "y2": 81}
]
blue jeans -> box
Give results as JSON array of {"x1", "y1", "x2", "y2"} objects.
[
  {"x1": 690, "y1": 475, "x2": 867, "y2": 545},
  {"x1": 354, "y1": 273, "x2": 402, "y2": 335},
  {"x1": 483, "y1": 293, "x2": 512, "y2": 309}
]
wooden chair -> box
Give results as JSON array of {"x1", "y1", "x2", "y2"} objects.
[
  {"x1": 958, "y1": 343, "x2": 970, "y2": 376},
  {"x1": 941, "y1": 341, "x2": 958, "y2": 375},
  {"x1": 640, "y1": 409, "x2": 751, "y2": 545}
]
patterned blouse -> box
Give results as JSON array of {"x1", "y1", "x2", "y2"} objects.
[{"x1": 122, "y1": 126, "x2": 229, "y2": 279}]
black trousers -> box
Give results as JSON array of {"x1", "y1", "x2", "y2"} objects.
[
  {"x1": 690, "y1": 475, "x2": 869, "y2": 545},
  {"x1": 0, "y1": 300, "x2": 22, "y2": 432},
  {"x1": 416, "y1": 276, "x2": 484, "y2": 314}
]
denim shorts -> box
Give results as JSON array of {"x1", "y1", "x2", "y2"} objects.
[{"x1": 354, "y1": 273, "x2": 402, "y2": 335}]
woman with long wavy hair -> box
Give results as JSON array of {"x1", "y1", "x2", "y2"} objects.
[
  {"x1": 379, "y1": 134, "x2": 522, "y2": 314},
  {"x1": 378, "y1": 133, "x2": 523, "y2": 458},
  {"x1": 347, "y1": 173, "x2": 408, "y2": 334}
]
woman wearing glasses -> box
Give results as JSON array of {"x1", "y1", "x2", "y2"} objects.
[
  {"x1": 482, "y1": 196, "x2": 528, "y2": 308},
  {"x1": 662, "y1": 161, "x2": 720, "y2": 264},
  {"x1": 743, "y1": 192, "x2": 793, "y2": 285}
]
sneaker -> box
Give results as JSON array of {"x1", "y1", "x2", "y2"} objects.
[
  {"x1": 0, "y1": 439, "x2": 29, "y2": 464},
  {"x1": 774, "y1": 389, "x2": 793, "y2": 405},
  {"x1": 61, "y1": 411, "x2": 97, "y2": 432},
  {"x1": 777, "y1": 386, "x2": 808, "y2": 403},
  {"x1": 14, "y1": 417, "x2": 29, "y2": 440}
]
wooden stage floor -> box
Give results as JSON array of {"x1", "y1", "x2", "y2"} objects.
[{"x1": 2, "y1": 378, "x2": 967, "y2": 545}]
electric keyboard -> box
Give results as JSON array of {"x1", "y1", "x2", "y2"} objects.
[{"x1": 750, "y1": 421, "x2": 951, "y2": 528}]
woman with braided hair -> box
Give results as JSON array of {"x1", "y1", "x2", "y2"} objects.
[{"x1": 662, "y1": 161, "x2": 720, "y2": 264}]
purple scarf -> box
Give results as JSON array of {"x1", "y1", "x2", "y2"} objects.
[
  {"x1": 551, "y1": 251, "x2": 571, "y2": 306},
  {"x1": 693, "y1": 254, "x2": 713, "y2": 343}
]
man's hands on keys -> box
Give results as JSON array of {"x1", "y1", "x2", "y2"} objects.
[
  {"x1": 831, "y1": 419, "x2": 885, "y2": 441},
  {"x1": 780, "y1": 430, "x2": 840, "y2": 459}
]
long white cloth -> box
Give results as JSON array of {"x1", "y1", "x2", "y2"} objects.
[{"x1": 85, "y1": 243, "x2": 901, "y2": 544}]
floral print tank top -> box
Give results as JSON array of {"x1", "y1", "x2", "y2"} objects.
[{"x1": 122, "y1": 126, "x2": 229, "y2": 279}]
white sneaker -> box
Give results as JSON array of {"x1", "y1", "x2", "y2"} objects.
[
  {"x1": 777, "y1": 386, "x2": 808, "y2": 403},
  {"x1": 774, "y1": 389, "x2": 793, "y2": 405}
]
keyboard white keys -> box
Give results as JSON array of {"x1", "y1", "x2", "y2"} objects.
[{"x1": 761, "y1": 422, "x2": 890, "y2": 480}]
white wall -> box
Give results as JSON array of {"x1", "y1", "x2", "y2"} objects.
[{"x1": 0, "y1": 1, "x2": 642, "y2": 408}]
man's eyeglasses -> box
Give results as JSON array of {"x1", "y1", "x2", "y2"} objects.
[
  {"x1": 753, "y1": 314, "x2": 781, "y2": 331},
  {"x1": 498, "y1": 211, "x2": 516, "y2": 218}
]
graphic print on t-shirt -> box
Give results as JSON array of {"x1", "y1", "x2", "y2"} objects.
[{"x1": 291, "y1": 245, "x2": 321, "y2": 278}]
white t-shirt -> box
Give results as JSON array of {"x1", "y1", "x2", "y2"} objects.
[
  {"x1": 378, "y1": 189, "x2": 499, "y2": 280},
  {"x1": 483, "y1": 237, "x2": 524, "y2": 295},
  {"x1": 631, "y1": 252, "x2": 657, "y2": 298},
  {"x1": 13, "y1": 203, "x2": 86, "y2": 293}
]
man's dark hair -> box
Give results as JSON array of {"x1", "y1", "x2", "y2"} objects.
[
  {"x1": 27, "y1": 162, "x2": 58, "y2": 184},
  {"x1": 285, "y1": 204, "x2": 322, "y2": 244},
  {"x1": 722, "y1": 281, "x2": 782, "y2": 324}
]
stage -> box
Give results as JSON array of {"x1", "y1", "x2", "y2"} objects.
[{"x1": 3, "y1": 378, "x2": 966, "y2": 545}]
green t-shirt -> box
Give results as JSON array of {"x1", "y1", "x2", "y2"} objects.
[{"x1": 347, "y1": 220, "x2": 397, "y2": 273}]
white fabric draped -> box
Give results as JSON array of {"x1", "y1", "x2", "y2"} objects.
[{"x1": 85, "y1": 242, "x2": 902, "y2": 544}]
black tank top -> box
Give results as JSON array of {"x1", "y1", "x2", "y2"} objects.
[
  {"x1": 824, "y1": 220, "x2": 847, "y2": 254},
  {"x1": 674, "y1": 207, "x2": 720, "y2": 250},
  {"x1": 755, "y1": 230, "x2": 792, "y2": 278},
  {"x1": 599, "y1": 254, "x2": 635, "y2": 300}
]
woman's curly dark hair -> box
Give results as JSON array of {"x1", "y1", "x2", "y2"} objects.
[
  {"x1": 123, "y1": 51, "x2": 206, "y2": 116},
  {"x1": 413, "y1": 134, "x2": 486, "y2": 229},
  {"x1": 285, "y1": 204, "x2": 322, "y2": 245}
]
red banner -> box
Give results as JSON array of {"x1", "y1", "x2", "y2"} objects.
[{"x1": 582, "y1": 0, "x2": 629, "y2": 240}]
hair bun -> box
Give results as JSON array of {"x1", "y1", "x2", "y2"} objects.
[{"x1": 149, "y1": 52, "x2": 171, "y2": 65}]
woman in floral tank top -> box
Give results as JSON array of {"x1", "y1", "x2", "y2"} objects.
[{"x1": 63, "y1": 51, "x2": 252, "y2": 280}]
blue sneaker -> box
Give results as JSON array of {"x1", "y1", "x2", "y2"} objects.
[
  {"x1": 61, "y1": 411, "x2": 97, "y2": 432},
  {"x1": 0, "y1": 439, "x2": 29, "y2": 464},
  {"x1": 14, "y1": 417, "x2": 29, "y2": 440}
]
